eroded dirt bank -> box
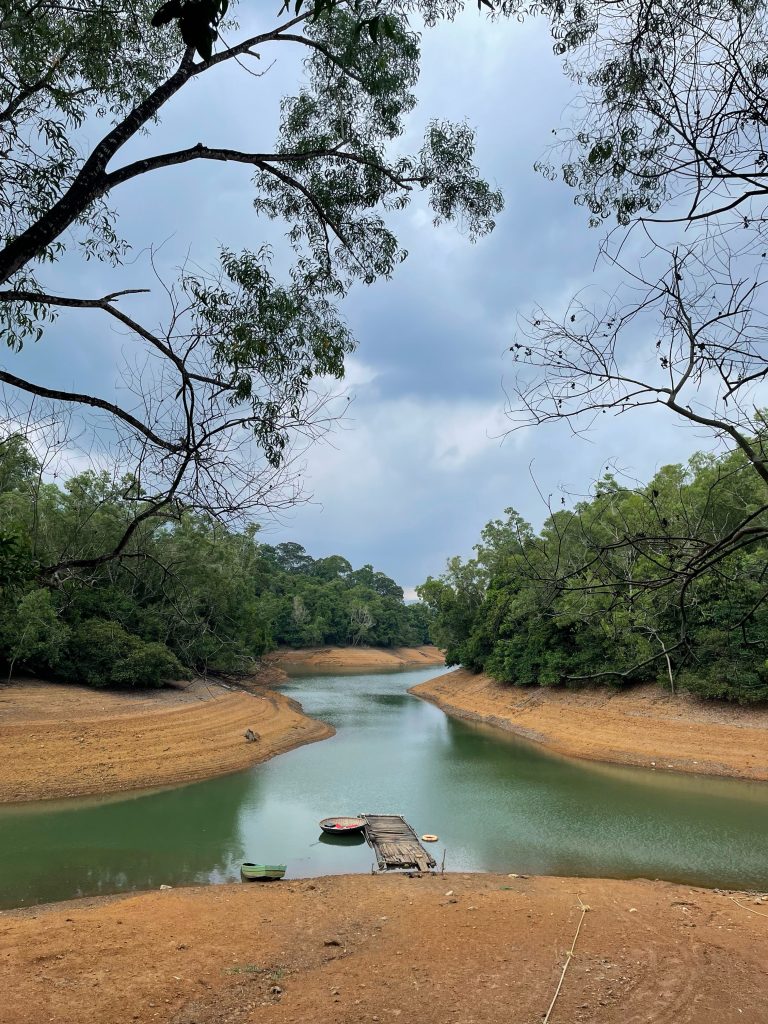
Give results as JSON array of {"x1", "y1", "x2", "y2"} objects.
[
  {"x1": 411, "y1": 669, "x2": 768, "y2": 781},
  {"x1": 0, "y1": 648, "x2": 441, "y2": 804},
  {"x1": 2, "y1": 872, "x2": 766, "y2": 1024},
  {"x1": 0, "y1": 679, "x2": 333, "y2": 804},
  {"x1": 265, "y1": 644, "x2": 445, "y2": 674}
]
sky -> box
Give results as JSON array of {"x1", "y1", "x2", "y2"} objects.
[{"x1": 6, "y1": 5, "x2": 720, "y2": 597}]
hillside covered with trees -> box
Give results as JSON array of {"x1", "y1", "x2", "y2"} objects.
[
  {"x1": 0, "y1": 435, "x2": 431, "y2": 688},
  {"x1": 419, "y1": 442, "x2": 768, "y2": 704}
]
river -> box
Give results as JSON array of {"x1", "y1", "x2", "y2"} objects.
[{"x1": 2, "y1": 665, "x2": 768, "y2": 908}]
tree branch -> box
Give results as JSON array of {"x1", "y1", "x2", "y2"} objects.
[{"x1": 0, "y1": 368, "x2": 182, "y2": 453}]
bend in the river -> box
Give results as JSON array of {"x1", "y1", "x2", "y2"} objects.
[{"x1": 2, "y1": 666, "x2": 768, "y2": 908}]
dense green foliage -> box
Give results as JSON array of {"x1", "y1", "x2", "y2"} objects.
[
  {"x1": 0, "y1": 436, "x2": 431, "y2": 687},
  {"x1": 419, "y1": 445, "x2": 768, "y2": 703}
]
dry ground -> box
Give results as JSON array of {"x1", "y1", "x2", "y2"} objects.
[
  {"x1": 412, "y1": 669, "x2": 768, "y2": 781},
  {"x1": 265, "y1": 645, "x2": 445, "y2": 673},
  {"x1": 2, "y1": 873, "x2": 767, "y2": 1024},
  {"x1": 0, "y1": 678, "x2": 333, "y2": 803}
]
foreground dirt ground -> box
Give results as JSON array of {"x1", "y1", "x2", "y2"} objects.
[
  {"x1": 2, "y1": 872, "x2": 767, "y2": 1024},
  {"x1": 413, "y1": 669, "x2": 768, "y2": 781},
  {"x1": 266, "y1": 645, "x2": 445, "y2": 673},
  {"x1": 0, "y1": 679, "x2": 333, "y2": 803}
]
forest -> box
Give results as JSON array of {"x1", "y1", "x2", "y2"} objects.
[
  {"x1": 0, "y1": 434, "x2": 431, "y2": 687},
  {"x1": 418, "y1": 440, "x2": 768, "y2": 703}
]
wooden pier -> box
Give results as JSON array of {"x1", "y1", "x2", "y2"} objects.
[{"x1": 361, "y1": 813, "x2": 437, "y2": 873}]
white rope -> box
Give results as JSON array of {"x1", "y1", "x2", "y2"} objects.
[
  {"x1": 542, "y1": 897, "x2": 590, "y2": 1024},
  {"x1": 729, "y1": 896, "x2": 768, "y2": 920}
]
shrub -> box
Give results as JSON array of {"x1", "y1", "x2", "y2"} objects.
[
  {"x1": 0, "y1": 587, "x2": 70, "y2": 678},
  {"x1": 70, "y1": 619, "x2": 188, "y2": 689}
]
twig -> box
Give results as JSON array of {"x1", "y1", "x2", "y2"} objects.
[{"x1": 542, "y1": 897, "x2": 590, "y2": 1024}]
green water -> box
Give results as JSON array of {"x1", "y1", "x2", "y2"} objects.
[{"x1": 2, "y1": 666, "x2": 768, "y2": 908}]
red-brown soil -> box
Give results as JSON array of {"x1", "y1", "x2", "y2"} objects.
[
  {"x1": 265, "y1": 645, "x2": 445, "y2": 673},
  {"x1": 0, "y1": 678, "x2": 332, "y2": 803},
  {"x1": 2, "y1": 872, "x2": 766, "y2": 1024},
  {"x1": 412, "y1": 669, "x2": 768, "y2": 780}
]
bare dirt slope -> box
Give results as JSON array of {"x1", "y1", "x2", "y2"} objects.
[
  {"x1": 2, "y1": 872, "x2": 766, "y2": 1024},
  {"x1": 0, "y1": 679, "x2": 333, "y2": 803},
  {"x1": 412, "y1": 669, "x2": 768, "y2": 780},
  {"x1": 266, "y1": 645, "x2": 444, "y2": 673}
]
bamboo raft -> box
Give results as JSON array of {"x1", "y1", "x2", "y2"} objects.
[{"x1": 360, "y1": 813, "x2": 437, "y2": 873}]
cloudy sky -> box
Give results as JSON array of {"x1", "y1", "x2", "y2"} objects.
[{"x1": 9, "y1": 5, "x2": 717, "y2": 596}]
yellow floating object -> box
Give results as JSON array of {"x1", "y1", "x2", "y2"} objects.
[{"x1": 421, "y1": 834, "x2": 439, "y2": 843}]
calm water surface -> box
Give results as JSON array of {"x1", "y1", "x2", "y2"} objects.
[{"x1": 2, "y1": 666, "x2": 768, "y2": 908}]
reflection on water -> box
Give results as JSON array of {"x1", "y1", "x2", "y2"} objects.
[
  {"x1": 0, "y1": 767, "x2": 256, "y2": 907},
  {"x1": 1, "y1": 665, "x2": 768, "y2": 908},
  {"x1": 317, "y1": 831, "x2": 366, "y2": 847}
]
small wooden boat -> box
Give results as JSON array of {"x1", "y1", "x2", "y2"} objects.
[
  {"x1": 240, "y1": 862, "x2": 286, "y2": 881},
  {"x1": 319, "y1": 816, "x2": 366, "y2": 835}
]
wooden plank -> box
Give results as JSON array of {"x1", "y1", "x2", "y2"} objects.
[{"x1": 360, "y1": 813, "x2": 437, "y2": 872}]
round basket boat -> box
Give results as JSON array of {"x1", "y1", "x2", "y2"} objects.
[{"x1": 319, "y1": 816, "x2": 366, "y2": 834}]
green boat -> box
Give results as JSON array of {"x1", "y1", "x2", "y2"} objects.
[{"x1": 240, "y1": 862, "x2": 286, "y2": 881}]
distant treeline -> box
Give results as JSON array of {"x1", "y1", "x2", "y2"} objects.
[
  {"x1": 0, "y1": 436, "x2": 431, "y2": 688},
  {"x1": 419, "y1": 445, "x2": 768, "y2": 703}
]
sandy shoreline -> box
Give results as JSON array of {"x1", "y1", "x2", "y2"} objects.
[
  {"x1": 2, "y1": 872, "x2": 767, "y2": 1024},
  {"x1": 0, "y1": 647, "x2": 442, "y2": 805},
  {"x1": 265, "y1": 644, "x2": 445, "y2": 674},
  {"x1": 411, "y1": 668, "x2": 768, "y2": 781},
  {"x1": 0, "y1": 678, "x2": 333, "y2": 804}
]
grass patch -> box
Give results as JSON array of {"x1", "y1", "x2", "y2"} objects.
[
  {"x1": 225, "y1": 964, "x2": 286, "y2": 982},
  {"x1": 225, "y1": 964, "x2": 263, "y2": 976}
]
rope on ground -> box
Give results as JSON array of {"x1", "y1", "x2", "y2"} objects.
[
  {"x1": 729, "y1": 896, "x2": 768, "y2": 920},
  {"x1": 542, "y1": 897, "x2": 590, "y2": 1024}
]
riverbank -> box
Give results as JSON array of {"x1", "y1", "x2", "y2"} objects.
[
  {"x1": 411, "y1": 669, "x2": 768, "y2": 781},
  {"x1": 0, "y1": 679, "x2": 333, "y2": 804},
  {"x1": 0, "y1": 647, "x2": 442, "y2": 804},
  {"x1": 265, "y1": 644, "x2": 444, "y2": 674},
  {"x1": 2, "y1": 872, "x2": 766, "y2": 1024}
]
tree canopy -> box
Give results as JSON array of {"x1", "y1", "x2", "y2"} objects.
[
  {"x1": 419, "y1": 438, "x2": 768, "y2": 703},
  {"x1": 0, "y1": 434, "x2": 432, "y2": 686}
]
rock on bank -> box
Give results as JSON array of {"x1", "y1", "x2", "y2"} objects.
[{"x1": 411, "y1": 668, "x2": 768, "y2": 781}]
